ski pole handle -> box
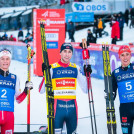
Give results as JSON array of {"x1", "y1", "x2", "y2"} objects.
[{"x1": 82, "y1": 49, "x2": 90, "y2": 60}]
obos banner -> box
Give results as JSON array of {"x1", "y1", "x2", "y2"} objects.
[
  {"x1": 33, "y1": 9, "x2": 65, "y2": 76},
  {"x1": 72, "y1": 2, "x2": 109, "y2": 13}
]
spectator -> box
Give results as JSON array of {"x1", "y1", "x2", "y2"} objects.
[
  {"x1": 24, "y1": 34, "x2": 33, "y2": 44},
  {"x1": 18, "y1": 28, "x2": 24, "y2": 42},
  {"x1": 1, "y1": 32, "x2": 8, "y2": 41},
  {"x1": 117, "y1": 12, "x2": 125, "y2": 41},
  {"x1": 97, "y1": 17, "x2": 103, "y2": 37},
  {"x1": 67, "y1": 20, "x2": 75, "y2": 42},
  {"x1": 87, "y1": 29, "x2": 96, "y2": 44},
  {"x1": 110, "y1": 17, "x2": 120, "y2": 44},
  {"x1": 113, "y1": 13, "x2": 118, "y2": 21},
  {"x1": 124, "y1": 9, "x2": 129, "y2": 26},
  {"x1": 9, "y1": 35, "x2": 14, "y2": 41},
  {"x1": 13, "y1": 36, "x2": 17, "y2": 41},
  {"x1": 93, "y1": 18, "x2": 98, "y2": 38},
  {"x1": 129, "y1": 7, "x2": 134, "y2": 28}
]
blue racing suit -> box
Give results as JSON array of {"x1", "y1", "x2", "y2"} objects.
[{"x1": 112, "y1": 63, "x2": 134, "y2": 134}]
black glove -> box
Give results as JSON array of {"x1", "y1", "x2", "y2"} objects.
[
  {"x1": 83, "y1": 64, "x2": 92, "y2": 76},
  {"x1": 42, "y1": 63, "x2": 51, "y2": 73},
  {"x1": 24, "y1": 81, "x2": 33, "y2": 94}
]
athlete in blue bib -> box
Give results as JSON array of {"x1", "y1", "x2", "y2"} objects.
[
  {"x1": 0, "y1": 48, "x2": 33, "y2": 134},
  {"x1": 112, "y1": 45, "x2": 134, "y2": 134}
]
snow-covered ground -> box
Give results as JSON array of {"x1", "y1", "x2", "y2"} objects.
[{"x1": 0, "y1": 21, "x2": 134, "y2": 133}]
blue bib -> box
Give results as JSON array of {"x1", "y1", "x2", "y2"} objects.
[
  {"x1": 0, "y1": 73, "x2": 16, "y2": 112},
  {"x1": 114, "y1": 64, "x2": 134, "y2": 103}
]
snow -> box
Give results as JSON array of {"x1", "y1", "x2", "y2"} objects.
[{"x1": 1, "y1": 21, "x2": 134, "y2": 133}]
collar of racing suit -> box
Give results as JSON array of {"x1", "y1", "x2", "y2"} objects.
[
  {"x1": 0, "y1": 68, "x2": 9, "y2": 77},
  {"x1": 58, "y1": 60, "x2": 70, "y2": 67},
  {"x1": 121, "y1": 63, "x2": 131, "y2": 71}
]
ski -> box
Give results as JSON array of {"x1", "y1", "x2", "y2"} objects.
[
  {"x1": 26, "y1": 44, "x2": 35, "y2": 134},
  {"x1": 81, "y1": 39, "x2": 97, "y2": 134},
  {"x1": 102, "y1": 45, "x2": 117, "y2": 134},
  {"x1": 40, "y1": 21, "x2": 54, "y2": 134}
]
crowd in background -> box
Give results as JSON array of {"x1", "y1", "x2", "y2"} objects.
[
  {"x1": 0, "y1": 7, "x2": 134, "y2": 45},
  {"x1": 66, "y1": 7, "x2": 134, "y2": 45},
  {"x1": 0, "y1": 28, "x2": 33, "y2": 44}
]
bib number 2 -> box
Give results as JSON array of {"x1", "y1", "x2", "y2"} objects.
[{"x1": 1, "y1": 89, "x2": 7, "y2": 98}]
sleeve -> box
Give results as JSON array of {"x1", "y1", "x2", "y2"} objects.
[
  {"x1": 39, "y1": 77, "x2": 45, "y2": 94},
  {"x1": 15, "y1": 76, "x2": 27, "y2": 104},
  {"x1": 76, "y1": 65, "x2": 88, "y2": 93},
  {"x1": 39, "y1": 68, "x2": 53, "y2": 94},
  {"x1": 111, "y1": 71, "x2": 117, "y2": 100}
]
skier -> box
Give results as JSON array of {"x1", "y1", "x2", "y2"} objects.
[
  {"x1": 0, "y1": 48, "x2": 33, "y2": 134},
  {"x1": 112, "y1": 45, "x2": 134, "y2": 134},
  {"x1": 39, "y1": 43, "x2": 92, "y2": 134}
]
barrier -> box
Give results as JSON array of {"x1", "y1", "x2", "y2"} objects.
[
  {"x1": 0, "y1": 41, "x2": 33, "y2": 63},
  {"x1": 71, "y1": 43, "x2": 134, "y2": 79},
  {"x1": 1, "y1": 41, "x2": 134, "y2": 79}
]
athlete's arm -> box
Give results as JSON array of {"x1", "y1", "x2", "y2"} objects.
[
  {"x1": 15, "y1": 76, "x2": 27, "y2": 103},
  {"x1": 76, "y1": 65, "x2": 88, "y2": 93},
  {"x1": 39, "y1": 68, "x2": 53, "y2": 94}
]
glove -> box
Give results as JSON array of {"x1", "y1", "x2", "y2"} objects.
[
  {"x1": 24, "y1": 81, "x2": 33, "y2": 94},
  {"x1": 42, "y1": 63, "x2": 51, "y2": 73},
  {"x1": 83, "y1": 64, "x2": 92, "y2": 76}
]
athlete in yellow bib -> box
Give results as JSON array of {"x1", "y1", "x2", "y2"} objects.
[{"x1": 39, "y1": 43, "x2": 92, "y2": 134}]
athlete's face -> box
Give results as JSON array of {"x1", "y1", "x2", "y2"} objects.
[
  {"x1": 0, "y1": 56, "x2": 11, "y2": 71},
  {"x1": 60, "y1": 49, "x2": 73, "y2": 64},
  {"x1": 119, "y1": 52, "x2": 131, "y2": 67}
]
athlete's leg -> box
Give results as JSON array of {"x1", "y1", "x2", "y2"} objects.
[
  {"x1": 54, "y1": 100, "x2": 65, "y2": 134},
  {"x1": 120, "y1": 103, "x2": 133, "y2": 134},
  {"x1": 1, "y1": 111, "x2": 14, "y2": 134},
  {"x1": 66, "y1": 100, "x2": 77, "y2": 134}
]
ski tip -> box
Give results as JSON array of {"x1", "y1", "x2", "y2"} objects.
[{"x1": 40, "y1": 19, "x2": 45, "y2": 24}]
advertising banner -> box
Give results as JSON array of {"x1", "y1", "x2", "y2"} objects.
[
  {"x1": 0, "y1": 41, "x2": 33, "y2": 63},
  {"x1": 72, "y1": 43, "x2": 134, "y2": 79},
  {"x1": 33, "y1": 9, "x2": 65, "y2": 76},
  {"x1": 65, "y1": 12, "x2": 94, "y2": 22},
  {"x1": 72, "y1": 2, "x2": 109, "y2": 13}
]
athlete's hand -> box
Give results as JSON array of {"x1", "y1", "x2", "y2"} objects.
[
  {"x1": 24, "y1": 81, "x2": 33, "y2": 94},
  {"x1": 83, "y1": 64, "x2": 92, "y2": 76},
  {"x1": 42, "y1": 63, "x2": 51, "y2": 73}
]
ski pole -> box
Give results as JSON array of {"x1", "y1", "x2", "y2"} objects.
[
  {"x1": 82, "y1": 39, "x2": 97, "y2": 134},
  {"x1": 26, "y1": 44, "x2": 35, "y2": 134}
]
